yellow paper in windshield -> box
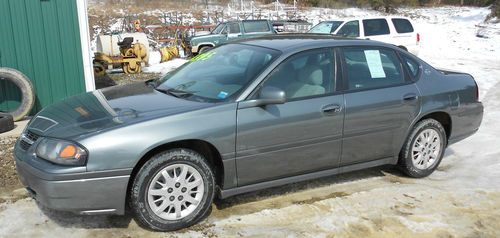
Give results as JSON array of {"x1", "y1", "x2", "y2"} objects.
[
  {"x1": 364, "y1": 50, "x2": 386, "y2": 78},
  {"x1": 190, "y1": 51, "x2": 216, "y2": 62}
]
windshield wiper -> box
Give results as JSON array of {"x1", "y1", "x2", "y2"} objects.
[
  {"x1": 155, "y1": 88, "x2": 194, "y2": 98},
  {"x1": 145, "y1": 78, "x2": 159, "y2": 88}
]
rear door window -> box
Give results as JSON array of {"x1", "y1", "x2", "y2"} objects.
[
  {"x1": 363, "y1": 19, "x2": 390, "y2": 36},
  {"x1": 342, "y1": 47, "x2": 405, "y2": 90},
  {"x1": 243, "y1": 21, "x2": 270, "y2": 33},
  {"x1": 392, "y1": 18, "x2": 414, "y2": 33},
  {"x1": 336, "y1": 20, "x2": 360, "y2": 37}
]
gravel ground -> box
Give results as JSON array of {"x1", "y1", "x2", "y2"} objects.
[
  {"x1": 107, "y1": 71, "x2": 161, "y2": 85},
  {"x1": 0, "y1": 137, "x2": 21, "y2": 190}
]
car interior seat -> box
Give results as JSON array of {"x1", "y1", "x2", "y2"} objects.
[{"x1": 286, "y1": 66, "x2": 326, "y2": 98}]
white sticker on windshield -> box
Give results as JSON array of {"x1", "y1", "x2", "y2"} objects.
[{"x1": 364, "y1": 50, "x2": 386, "y2": 78}]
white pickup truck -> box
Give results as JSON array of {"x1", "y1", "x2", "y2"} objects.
[{"x1": 309, "y1": 17, "x2": 420, "y2": 55}]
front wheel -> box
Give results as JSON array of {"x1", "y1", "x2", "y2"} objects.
[
  {"x1": 130, "y1": 149, "x2": 215, "y2": 231},
  {"x1": 198, "y1": 46, "x2": 213, "y2": 54},
  {"x1": 399, "y1": 119, "x2": 447, "y2": 178}
]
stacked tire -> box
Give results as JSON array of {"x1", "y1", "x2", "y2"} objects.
[
  {"x1": 0, "y1": 113, "x2": 14, "y2": 133},
  {"x1": 0, "y1": 68, "x2": 35, "y2": 133}
]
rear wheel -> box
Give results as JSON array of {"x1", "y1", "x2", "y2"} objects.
[
  {"x1": 399, "y1": 119, "x2": 447, "y2": 178},
  {"x1": 130, "y1": 149, "x2": 215, "y2": 231}
]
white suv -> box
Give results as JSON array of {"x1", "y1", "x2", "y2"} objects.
[{"x1": 309, "y1": 17, "x2": 420, "y2": 55}]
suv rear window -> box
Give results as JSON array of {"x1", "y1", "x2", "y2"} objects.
[
  {"x1": 392, "y1": 18, "x2": 414, "y2": 33},
  {"x1": 363, "y1": 19, "x2": 390, "y2": 36},
  {"x1": 243, "y1": 21, "x2": 270, "y2": 33}
]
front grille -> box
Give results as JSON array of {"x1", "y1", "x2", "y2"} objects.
[
  {"x1": 19, "y1": 130, "x2": 40, "y2": 151},
  {"x1": 19, "y1": 140, "x2": 32, "y2": 151},
  {"x1": 25, "y1": 130, "x2": 39, "y2": 142}
]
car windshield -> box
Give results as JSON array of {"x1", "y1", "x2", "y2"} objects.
[
  {"x1": 211, "y1": 23, "x2": 225, "y2": 34},
  {"x1": 308, "y1": 21, "x2": 344, "y2": 34},
  {"x1": 155, "y1": 44, "x2": 281, "y2": 102}
]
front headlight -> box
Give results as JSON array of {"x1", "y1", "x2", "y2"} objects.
[{"x1": 36, "y1": 138, "x2": 88, "y2": 166}]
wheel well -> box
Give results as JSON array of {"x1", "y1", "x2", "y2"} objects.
[
  {"x1": 420, "y1": 112, "x2": 452, "y2": 141},
  {"x1": 199, "y1": 44, "x2": 213, "y2": 49},
  {"x1": 125, "y1": 140, "x2": 224, "y2": 205}
]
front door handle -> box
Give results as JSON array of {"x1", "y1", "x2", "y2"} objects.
[
  {"x1": 403, "y1": 93, "x2": 418, "y2": 102},
  {"x1": 321, "y1": 104, "x2": 342, "y2": 115}
]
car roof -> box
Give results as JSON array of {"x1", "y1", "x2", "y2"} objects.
[
  {"x1": 236, "y1": 34, "x2": 397, "y2": 52},
  {"x1": 224, "y1": 19, "x2": 270, "y2": 23},
  {"x1": 320, "y1": 16, "x2": 413, "y2": 22}
]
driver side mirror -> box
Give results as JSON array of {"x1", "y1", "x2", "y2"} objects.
[{"x1": 238, "y1": 86, "x2": 286, "y2": 109}]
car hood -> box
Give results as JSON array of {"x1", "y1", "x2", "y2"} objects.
[{"x1": 27, "y1": 83, "x2": 212, "y2": 139}]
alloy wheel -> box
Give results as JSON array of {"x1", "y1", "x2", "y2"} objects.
[
  {"x1": 411, "y1": 128, "x2": 442, "y2": 170},
  {"x1": 147, "y1": 163, "x2": 204, "y2": 220}
]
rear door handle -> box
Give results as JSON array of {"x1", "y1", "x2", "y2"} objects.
[
  {"x1": 321, "y1": 104, "x2": 342, "y2": 115},
  {"x1": 403, "y1": 93, "x2": 418, "y2": 101}
]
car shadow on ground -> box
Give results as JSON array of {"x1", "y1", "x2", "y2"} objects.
[
  {"x1": 36, "y1": 165, "x2": 406, "y2": 229},
  {"x1": 213, "y1": 165, "x2": 404, "y2": 210}
]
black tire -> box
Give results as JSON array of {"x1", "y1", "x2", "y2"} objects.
[
  {"x1": 130, "y1": 148, "x2": 215, "y2": 231},
  {"x1": 198, "y1": 46, "x2": 213, "y2": 54},
  {"x1": 0, "y1": 113, "x2": 15, "y2": 133},
  {"x1": 398, "y1": 119, "x2": 447, "y2": 178},
  {"x1": 0, "y1": 68, "x2": 35, "y2": 121}
]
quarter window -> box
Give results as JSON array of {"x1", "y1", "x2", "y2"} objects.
[
  {"x1": 343, "y1": 48, "x2": 404, "y2": 90},
  {"x1": 363, "y1": 19, "x2": 390, "y2": 36},
  {"x1": 392, "y1": 18, "x2": 414, "y2": 33},
  {"x1": 402, "y1": 55, "x2": 420, "y2": 78},
  {"x1": 336, "y1": 21, "x2": 359, "y2": 37},
  {"x1": 260, "y1": 49, "x2": 335, "y2": 100}
]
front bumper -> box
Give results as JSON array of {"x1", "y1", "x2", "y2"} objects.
[
  {"x1": 191, "y1": 44, "x2": 200, "y2": 54},
  {"x1": 14, "y1": 141, "x2": 130, "y2": 215},
  {"x1": 448, "y1": 101, "x2": 484, "y2": 145}
]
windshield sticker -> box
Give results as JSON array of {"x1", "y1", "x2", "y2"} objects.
[
  {"x1": 364, "y1": 50, "x2": 386, "y2": 78},
  {"x1": 190, "y1": 51, "x2": 216, "y2": 62},
  {"x1": 217, "y1": 91, "x2": 228, "y2": 99}
]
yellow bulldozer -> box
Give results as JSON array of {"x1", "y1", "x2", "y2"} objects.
[{"x1": 93, "y1": 37, "x2": 148, "y2": 76}]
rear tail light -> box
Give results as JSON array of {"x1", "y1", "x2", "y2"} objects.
[
  {"x1": 472, "y1": 77, "x2": 479, "y2": 101},
  {"x1": 417, "y1": 33, "x2": 420, "y2": 44},
  {"x1": 475, "y1": 81, "x2": 479, "y2": 101}
]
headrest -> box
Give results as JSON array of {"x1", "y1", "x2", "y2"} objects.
[{"x1": 302, "y1": 68, "x2": 323, "y2": 85}]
